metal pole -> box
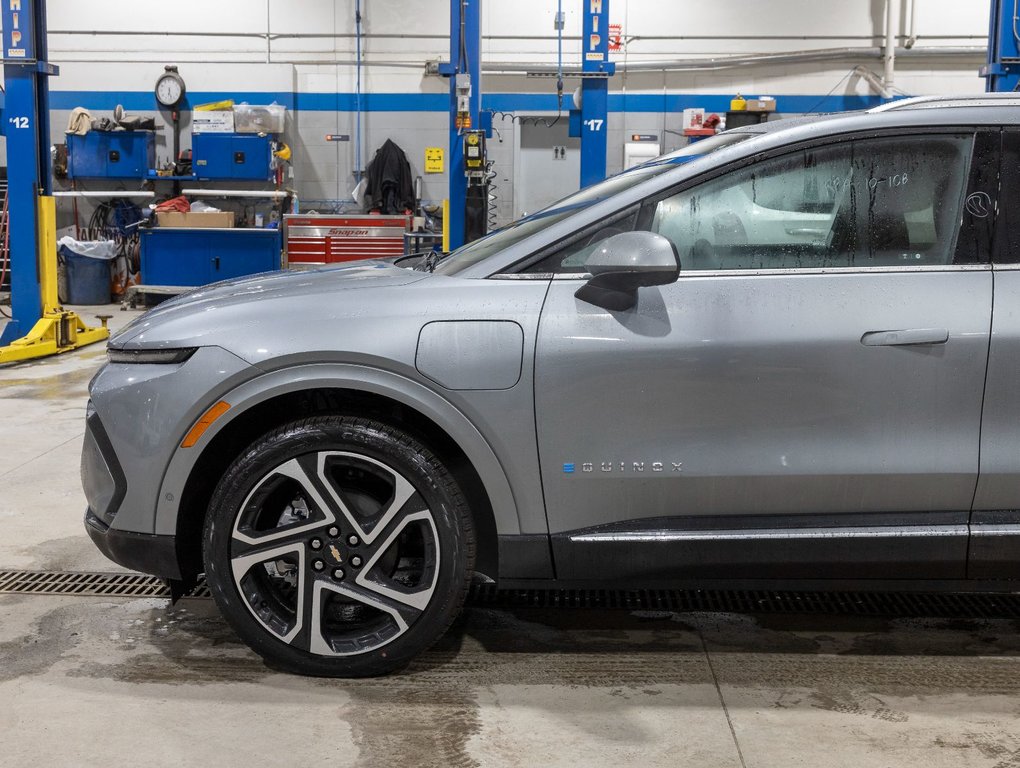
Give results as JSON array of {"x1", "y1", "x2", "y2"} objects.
[
  {"x1": 883, "y1": 0, "x2": 897, "y2": 92},
  {"x1": 981, "y1": 0, "x2": 1020, "y2": 91},
  {"x1": 0, "y1": 0, "x2": 47, "y2": 344},
  {"x1": 579, "y1": 0, "x2": 611, "y2": 188},
  {"x1": 445, "y1": 0, "x2": 480, "y2": 251}
]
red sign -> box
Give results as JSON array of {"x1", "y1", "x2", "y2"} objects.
[{"x1": 609, "y1": 23, "x2": 622, "y2": 52}]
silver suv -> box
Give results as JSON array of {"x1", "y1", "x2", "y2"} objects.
[{"x1": 83, "y1": 94, "x2": 1020, "y2": 676}]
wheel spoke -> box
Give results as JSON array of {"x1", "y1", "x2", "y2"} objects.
[
  {"x1": 315, "y1": 451, "x2": 417, "y2": 544},
  {"x1": 230, "y1": 541, "x2": 307, "y2": 644},
  {"x1": 354, "y1": 508, "x2": 441, "y2": 611},
  {"x1": 306, "y1": 579, "x2": 418, "y2": 656},
  {"x1": 231, "y1": 456, "x2": 338, "y2": 548}
]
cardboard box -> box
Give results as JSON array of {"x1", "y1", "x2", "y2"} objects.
[
  {"x1": 192, "y1": 110, "x2": 235, "y2": 134},
  {"x1": 156, "y1": 211, "x2": 235, "y2": 228},
  {"x1": 745, "y1": 98, "x2": 776, "y2": 112}
]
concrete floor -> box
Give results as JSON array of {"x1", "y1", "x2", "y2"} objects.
[{"x1": 2, "y1": 304, "x2": 1020, "y2": 768}]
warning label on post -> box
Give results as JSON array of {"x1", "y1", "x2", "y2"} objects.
[{"x1": 425, "y1": 147, "x2": 444, "y2": 173}]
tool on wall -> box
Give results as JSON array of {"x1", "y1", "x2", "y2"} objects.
[
  {"x1": 154, "y1": 65, "x2": 186, "y2": 174},
  {"x1": 462, "y1": 129, "x2": 488, "y2": 243},
  {"x1": 0, "y1": 0, "x2": 110, "y2": 362}
]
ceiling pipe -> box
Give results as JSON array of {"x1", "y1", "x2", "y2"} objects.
[
  {"x1": 905, "y1": 0, "x2": 919, "y2": 49},
  {"x1": 48, "y1": 46, "x2": 983, "y2": 71},
  {"x1": 48, "y1": 30, "x2": 987, "y2": 42},
  {"x1": 884, "y1": 0, "x2": 898, "y2": 91},
  {"x1": 853, "y1": 65, "x2": 893, "y2": 99},
  {"x1": 480, "y1": 45, "x2": 985, "y2": 74}
]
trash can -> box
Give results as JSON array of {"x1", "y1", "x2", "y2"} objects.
[{"x1": 57, "y1": 237, "x2": 116, "y2": 305}]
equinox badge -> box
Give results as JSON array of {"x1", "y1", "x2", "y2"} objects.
[{"x1": 564, "y1": 461, "x2": 682, "y2": 473}]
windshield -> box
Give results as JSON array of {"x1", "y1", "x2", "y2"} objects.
[{"x1": 433, "y1": 164, "x2": 673, "y2": 275}]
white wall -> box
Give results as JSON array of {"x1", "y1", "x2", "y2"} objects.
[{"x1": 26, "y1": 0, "x2": 992, "y2": 226}]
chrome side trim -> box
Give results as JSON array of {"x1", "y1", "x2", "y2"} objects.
[
  {"x1": 677, "y1": 264, "x2": 990, "y2": 278},
  {"x1": 491, "y1": 273, "x2": 553, "y2": 280},
  {"x1": 971, "y1": 524, "x2": 1020, "y2": 537},
  {"x1": 569, "y1": 525, "x2": 968, "y2": 543},
  {"x1": 520, "y1": 264, "x2": 990, "y2": 281}
]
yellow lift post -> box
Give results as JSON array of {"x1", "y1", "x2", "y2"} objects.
[{"x1": 0, "y1": 196, "x2": 109, "y2": 364}]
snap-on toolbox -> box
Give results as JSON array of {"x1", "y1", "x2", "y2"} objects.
[{"x1": 284, "y1": 214, "x2": 412, "y2": 266}]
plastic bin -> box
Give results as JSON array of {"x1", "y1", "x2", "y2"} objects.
[
  {"x1": 233, "y1": 104, "x2": 286, "y2": 134},
  {"x1": 58, "y1": 238, "x2": 115, "y2": 305}
]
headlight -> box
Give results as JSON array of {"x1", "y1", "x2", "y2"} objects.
[{"x1": 107, "y1": 347, "x2": 197, "y2": 364}]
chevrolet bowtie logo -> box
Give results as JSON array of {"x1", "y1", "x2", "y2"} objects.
[{"x1": 328, "y1": 545, "x2": 343, "y2": 563}]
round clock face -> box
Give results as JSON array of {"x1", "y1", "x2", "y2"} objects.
[{"x1": 155, "y1": 74, "x2": 184, "y2": 107}]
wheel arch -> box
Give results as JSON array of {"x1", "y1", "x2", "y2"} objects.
[{"x1": 159, "y1": 363, "x2": 518, "y2": 582}]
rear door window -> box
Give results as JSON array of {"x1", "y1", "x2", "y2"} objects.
[{"x1": 649, "y1": 135, "x2": 974, "y2": 271}]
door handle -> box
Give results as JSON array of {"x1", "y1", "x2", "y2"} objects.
[
  {"x1": 784, "y1": 227, "x2": 827, "y2": 238},
  {"x1": 860, "y1": 328, "x2": 949, "y2": 346}
]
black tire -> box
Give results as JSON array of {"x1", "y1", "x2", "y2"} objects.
[{"x1": 203, "y1": 415, "x2": 475, "y2": 677}]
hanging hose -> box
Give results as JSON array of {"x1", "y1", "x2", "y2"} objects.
[
  {"x1": 556, "y1": 0, "x2": 564, "y2": 106},
  {"x1": 486, "y1": 0, "x2": 564, "y2": 128},
  {"x1": 485, "y1": 162, "x2": 499, "y2": 232},
  {"x1": 354, "y1": 0, "x2": 364, "y2": 180}
]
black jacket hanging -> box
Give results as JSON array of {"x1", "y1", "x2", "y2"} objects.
[{"x1": 364, "y1": 139, "x2": 415, "y2": 215}]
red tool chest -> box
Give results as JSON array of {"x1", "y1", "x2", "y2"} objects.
[{"x1": 284, "y1": 214, "x2": 412, "y2": 266}]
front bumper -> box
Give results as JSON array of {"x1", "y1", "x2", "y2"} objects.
[
  {"x1": 85, "y1": 508, "x2": 182, "y2": 579},
  {"x1": 83, "y1": 345, "x2": 252, "y2": 534},
  {"x1": 81, "y1": 345, "x2": 254, "y2": 581}
]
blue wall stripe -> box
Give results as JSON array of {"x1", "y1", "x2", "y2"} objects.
[{"x1": 47, "y1": 90, "x2": 889, "y2": 114}]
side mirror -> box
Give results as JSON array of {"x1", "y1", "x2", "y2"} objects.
[{"x1": 574, "y1": 231, "x2": 680, "y2": 311}]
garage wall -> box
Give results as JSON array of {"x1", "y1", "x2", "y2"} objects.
[{"x1": 27, "y1": 0, "x2": 990, "y2": 227}]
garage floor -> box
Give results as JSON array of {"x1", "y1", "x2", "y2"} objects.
[{"x1": 2, "y1": 306, "x2": 1020, "y2": 768}]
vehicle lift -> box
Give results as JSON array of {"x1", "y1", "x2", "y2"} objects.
[
  {"x1": 439, "y1": 0, "x2": 485, "y2": 252},
  {"x1": 570, "y1": 0, "x2": 613, "y2": 189},
  {"x1": 0, "y1": 0, "x2": 108, "y2": 364},
  {"x1": 440, "y1": 0, "x2": 612, "y2": 251}
]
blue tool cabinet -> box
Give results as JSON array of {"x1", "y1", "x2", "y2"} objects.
[
  {"x1": 192, "y1": 133, "x2": 273, "y2": 180},
  {"x1": 140, "y1": 227, "x2": 282, "y2": 286},
  {"x1": 67, "y1": 131, "x2": 155, "y2": 179}
]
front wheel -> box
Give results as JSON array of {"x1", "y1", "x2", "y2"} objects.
[{"x1": 203, "y1": 415, "x2": 475, "y2": 677}]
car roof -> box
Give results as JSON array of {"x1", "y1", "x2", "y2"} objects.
[{"x1": 867, "y1": 92, "x2": 1020, "y2": 112}]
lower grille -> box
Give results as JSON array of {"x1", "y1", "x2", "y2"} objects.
[{"x1": 2, "y1": 570, "x2": 1019, "y2": 619}]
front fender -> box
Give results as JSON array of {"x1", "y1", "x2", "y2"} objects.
[{"x1": 153, "y1": 363, "x2": 522, "y2": 537}]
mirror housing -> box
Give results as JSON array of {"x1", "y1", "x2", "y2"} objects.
[{"x1": 574, "y1": 231, "x2": 680, "y2": 311}]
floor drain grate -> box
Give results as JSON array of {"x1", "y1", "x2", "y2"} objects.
[
  {"x1": 2, "y1": 570, "x2": 1020, "y2": 619},
  {"x1": 0, "y1": 570, "x2": 210, "y2": 598},
  {"x1": 467, "y1": 586, "x2": 1020, "y2": 619}
]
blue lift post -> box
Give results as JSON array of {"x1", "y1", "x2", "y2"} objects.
[
  {"x1": 578, "y1": 0, "x2": 613, "y2": 188},
  {"x1": 1, "y1": 0, "x2": 49, "y2": 344},
  {"x1": 0, "y1": 0, "x2": 108, "y2": 361},
  {"x1": 982, "y1": 0, "x2": 1020, "y2": 91},
  {"x1": 441, "y1": 0, "x2": 482, "y2": 252}
]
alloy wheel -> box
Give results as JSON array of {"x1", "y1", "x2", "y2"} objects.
[{"x1": 228, "y1": 451, "x2": 440, "y2": 656}]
